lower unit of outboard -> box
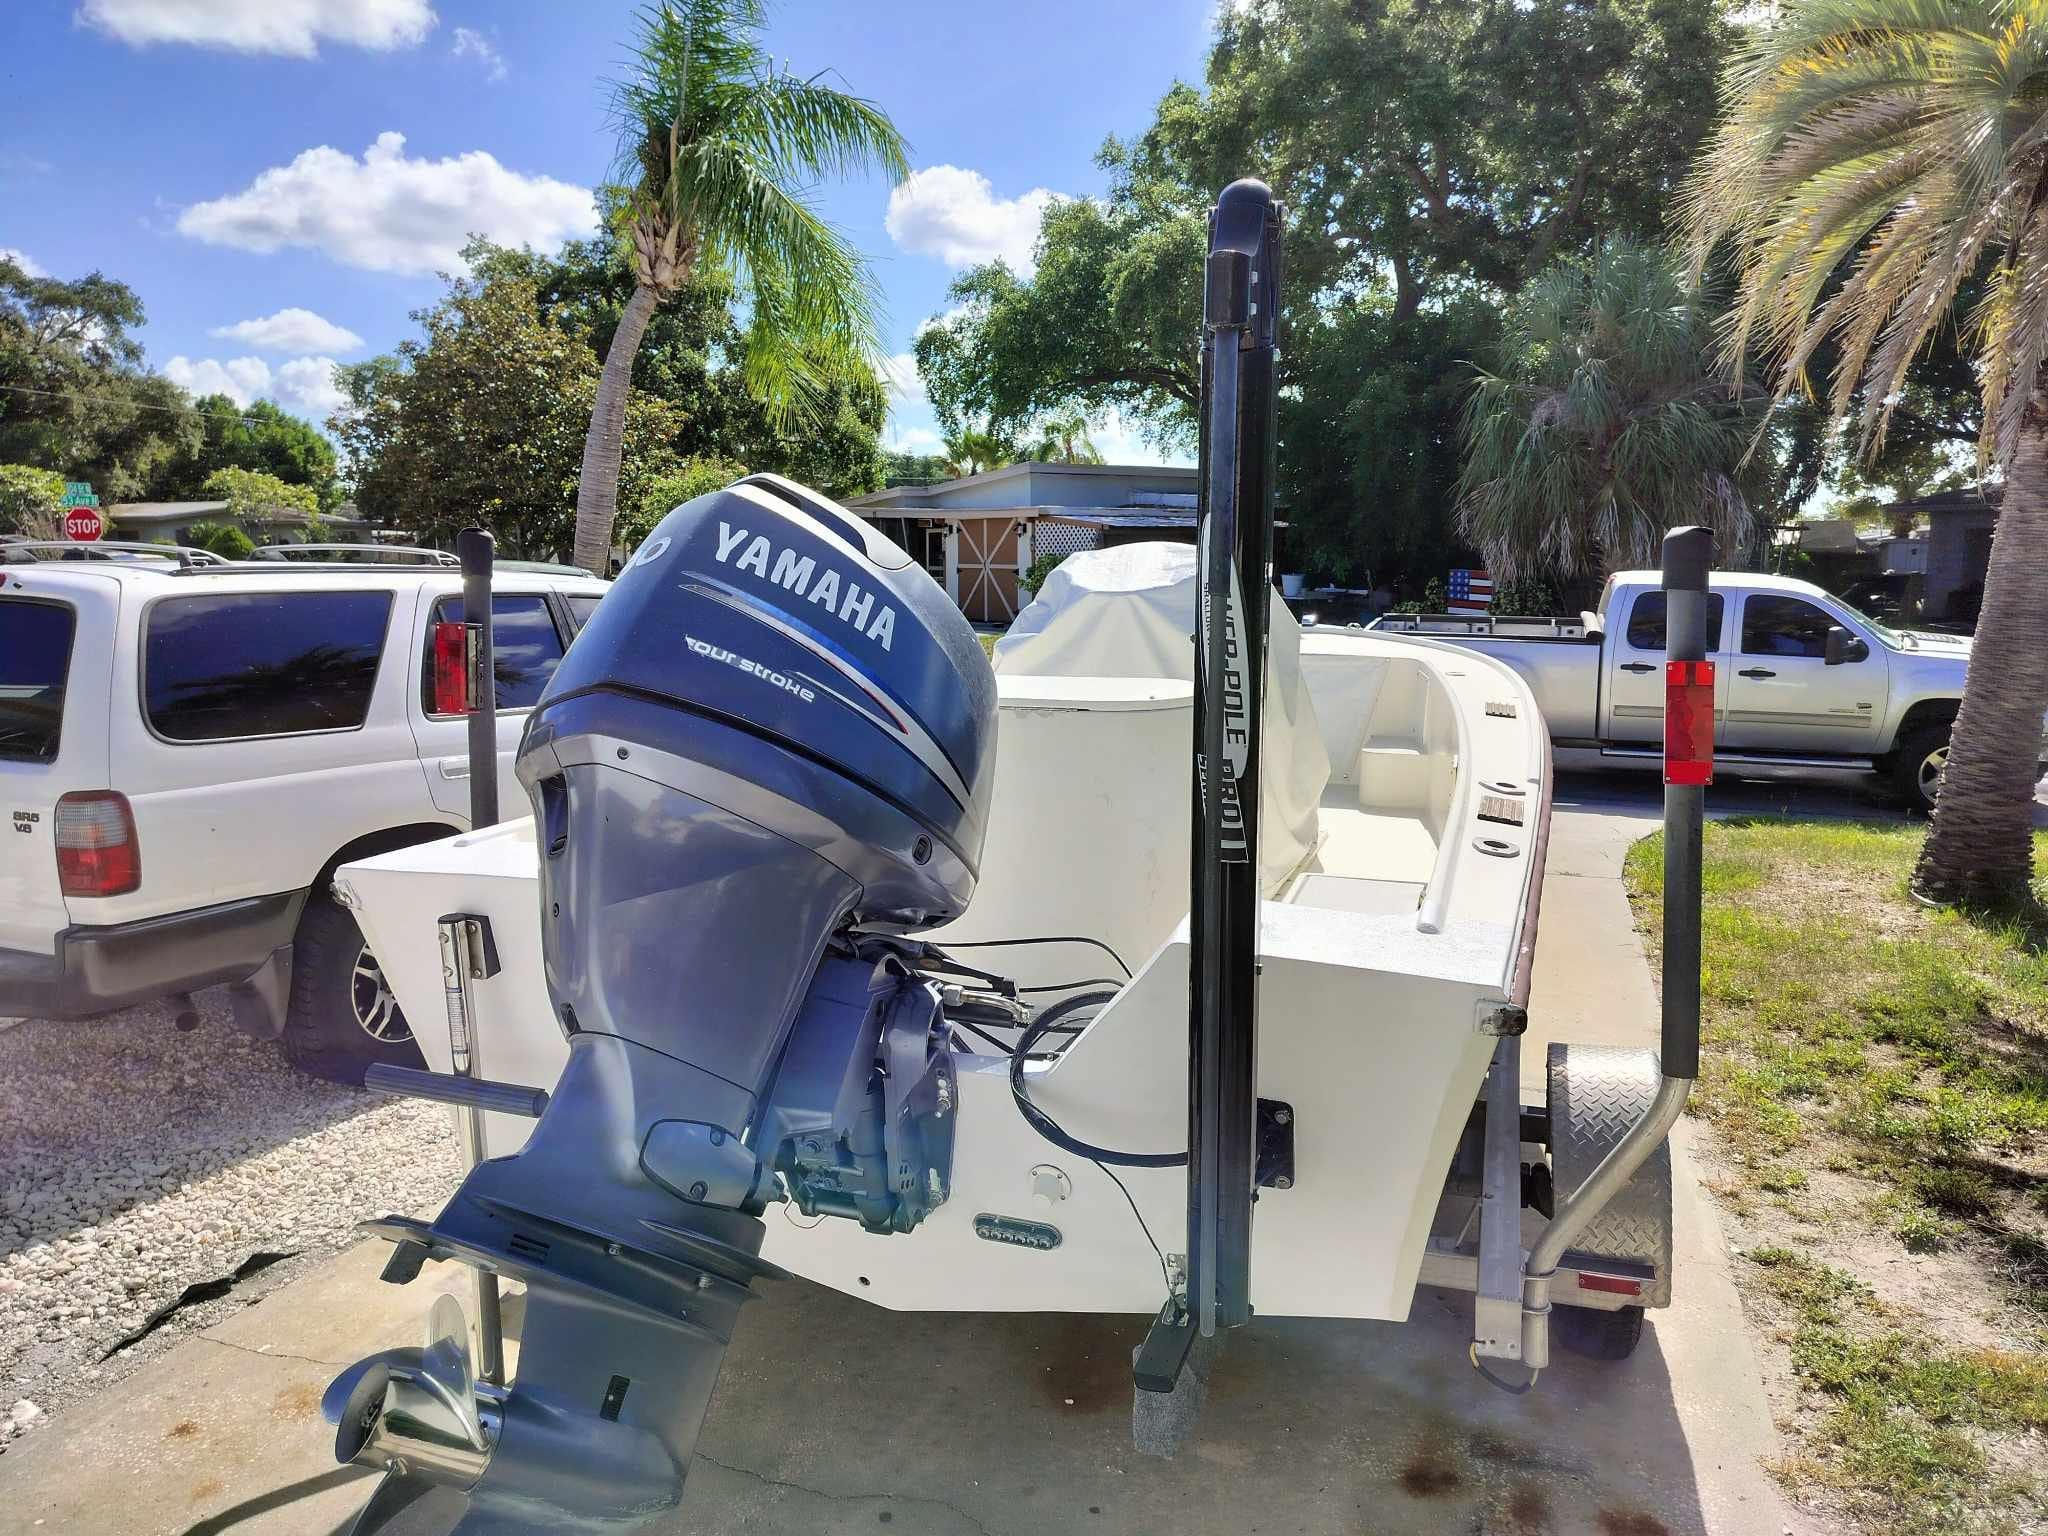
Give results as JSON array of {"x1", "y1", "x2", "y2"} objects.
[{"x1": 324, "y1": 474, "x2": 997, "y2": 1533}]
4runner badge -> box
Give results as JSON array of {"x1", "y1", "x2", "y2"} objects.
[{"x1": 973, "y1": 1213, "x2": 1062, "y2": 1251}]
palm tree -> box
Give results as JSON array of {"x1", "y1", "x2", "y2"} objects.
[
  {"x1": 571, "y1": 1, "x2": 909, "y2": 574},
  {"x1": 1683, "y1": 0, "x2": 2048, "y2": 904},
  {"x1": 1456, "y1": 240, "x2": 1766, "y2": 584},
  {"x1": 939, "y1": 427, "x2": 1016, "y2": 479},
  {"x1": 1027, "y1": 410, "x2": 1104, "y2": 465}
]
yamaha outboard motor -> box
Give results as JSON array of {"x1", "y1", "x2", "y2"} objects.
[{"x1": 326, "y1": 474, "x2": 996, "y2": 1533}]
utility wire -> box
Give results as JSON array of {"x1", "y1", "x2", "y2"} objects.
[{"x1": 0, "y1": 380, "x2": 339, "y2": 431}]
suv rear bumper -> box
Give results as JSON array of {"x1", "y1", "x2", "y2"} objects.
[{"x1": 0, "y1": 891, "x2": 307, "y2": 1022}]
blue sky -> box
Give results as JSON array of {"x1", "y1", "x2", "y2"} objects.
[{"x1": 0, "y1": 0, "x2": 1220, "y2": 467}]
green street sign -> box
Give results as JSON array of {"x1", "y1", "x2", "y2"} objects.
[{"x1": 60, "y1": 482, "x2": 99, "y2": 509}]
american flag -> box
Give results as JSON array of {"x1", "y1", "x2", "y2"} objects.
[{"x1": 1448, "y1": 568, "x2": 1495, "y2": 612}]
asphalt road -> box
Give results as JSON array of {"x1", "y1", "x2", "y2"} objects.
[{"x1": 1552, "y1": 760, "x2": 2048, "y2": 827}]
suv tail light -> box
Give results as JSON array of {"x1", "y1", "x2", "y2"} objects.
[{"x1": 55, "y1": 790, "x2": 140, "y2": 897}]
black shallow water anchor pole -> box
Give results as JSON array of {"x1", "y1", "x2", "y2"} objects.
[
  {"x1": 1133, "y1": 178, "x2": 1283, "y2": 1443},
  {"x1": 1518, "y1": 525, "x2": 1712, "y2": 1370},
  {"x1": 1187, "y1": 177, "x2": 1282, "y2": 1342}
]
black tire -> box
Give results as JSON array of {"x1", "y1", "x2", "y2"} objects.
[
  {"x1": 1889, "y1": 720, "x2": 1952, "y2": 813},
  {"x1": 1554, "y1": 1303, "x2": 1646, "y2": 1361},
  {"x1": 281, "y1": 893, "x2": 424, "y2": 1085}
]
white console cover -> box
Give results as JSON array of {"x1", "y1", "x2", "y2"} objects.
[{"x1": 992, "y1": 542, "x2": 1330, "y2": 893}]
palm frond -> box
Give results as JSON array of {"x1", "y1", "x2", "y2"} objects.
[{"x1": 1683, "y1": 0, "x2": 2048, "y2": 475}]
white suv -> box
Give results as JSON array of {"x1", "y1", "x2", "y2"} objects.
[{"x1": 0, "y1": 545, "x2": 606, "y2": 1081}]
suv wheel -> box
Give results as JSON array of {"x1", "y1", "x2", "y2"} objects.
[{"x1": 282, "y1": 892, "x2": 426, "y2": 1085}]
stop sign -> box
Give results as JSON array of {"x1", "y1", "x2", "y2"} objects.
[{"x1": 63, "y1": 507, "x2": 104, "y2": 542}]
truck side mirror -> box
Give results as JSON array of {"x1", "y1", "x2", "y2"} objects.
[{"x1": 1824, "y1": 625, "x2": 1867, "y2": 665}]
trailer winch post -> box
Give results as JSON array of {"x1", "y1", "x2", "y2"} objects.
[
  {"x1": 451, "y1": 527, "x2": 504, "y2": 1385},
  {"x1": 1517, "y1": 525, "x2": 1711, "y2": 1371}
]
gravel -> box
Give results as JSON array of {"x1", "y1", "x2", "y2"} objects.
[{"x1": 0, "y1": 990, "x2": 462, "y2": 1452}]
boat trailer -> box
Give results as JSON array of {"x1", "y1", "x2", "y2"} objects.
[{"x1": 318, "y1": 178, "x2": 1716, "y2": 1534}]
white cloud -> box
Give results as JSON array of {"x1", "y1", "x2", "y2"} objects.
[
  {"x1": 0, "y1": 247, "x2": 45, "y2": 277},
  {"x1": 1090, "y1": 409, "x2": 1185, "y2": 468},
  {"x1": 913, "y1": 302, "x2": 973, "y2": 339},
  {"x1": 163, "y1": 353, "x2": 350, "y2": 424},
  {"x1": 884, "y1": 425, "x2": 945, "y2": 456},
  {"x1": 880, "y1": 352, "x2": 923, "y2": 404},
  {"x1": 450, "y1": 25, "x2": 505, "y2": 80},
  {"x1": 79, "y1": 0, "x2": 436, "y2": 56},
  {"x1": 164, "y1": 355, "x2": 274, "y2": 408},
  {"x1": 209, "y1": 307, "x2": 363, "y2": 355},
  {"x1": 274, "y1": 356, "x2": 349, "y2": 419},
  {"x1": 176, "y1": 131, "x2": 596, "y2": 276},
  {"x1": 885, "y1": 165, "x2": 1060, "y2": 272}
]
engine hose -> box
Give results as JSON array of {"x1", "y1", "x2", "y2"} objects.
[{"x1": 1008, "y1": 989, "x2": 1189, "y2": 1169}]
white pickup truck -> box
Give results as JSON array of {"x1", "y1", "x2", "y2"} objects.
[{"x1": 1372, "y1": 569, "x2": 2038, "y2": 810}]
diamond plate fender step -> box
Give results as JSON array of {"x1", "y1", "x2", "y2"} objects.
[{"x1": 1546, "y1": 1042, "x2": 1673, "y2": 1308}]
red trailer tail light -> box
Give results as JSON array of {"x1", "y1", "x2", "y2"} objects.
[
  {"x1": 433, "y1": 620, "x2": 472, "y2": 715},
  {"x1": 1576, "y1": 1271, "x2": 1644, "y2": 1297},
  {"x1": 1664, "y1": 659, "x2": 1715, "y2": 786},
  {"x1": 55, "y1": 790, "x2": 140, "y2": 897}
]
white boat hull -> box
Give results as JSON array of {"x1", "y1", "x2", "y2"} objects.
[{"x1": 339, "y1": 626, "x2": 1551, "y2": 1322}]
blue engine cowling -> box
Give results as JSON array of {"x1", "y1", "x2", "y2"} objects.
[{"x1": 528, "y1": 472, "x2": 996, "y2": 928}]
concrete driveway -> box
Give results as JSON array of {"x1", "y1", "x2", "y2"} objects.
[{"x1": 1, "y1": 774, "x2": 1834, "y2": 1536}]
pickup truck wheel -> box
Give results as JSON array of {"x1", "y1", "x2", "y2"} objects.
[
  {"x1": 1890, "y1": 723, "x2": 1951, "y2": 813},
  {"x1": 1554, "y1": 1303, "x2": 1646, "y2": 1361},
  {"x1": 282, "y1": 894, "x2": 425, "y2": 1085}
]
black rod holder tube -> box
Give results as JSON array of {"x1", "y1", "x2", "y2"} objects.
[
  {"x1": 457, "y1": 528, "x2": 498, "y2": 830},
  {"x1": 1185, "y1": 178, "x2": 1283, "y2": 1339},
  {"x1": 1660, "y1": 525, "x2": 1713, "y2": 1081}
]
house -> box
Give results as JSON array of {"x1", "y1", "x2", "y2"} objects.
[
  {"x1": 848, "y1": 463, "x2": 1199, "y2": 623},
  {"x1": 1891, "y1": 487, "x2": 1997, "y2": 623},
  {"x1": 102, "y1": 500, "x2": 237, "y2": 544}
]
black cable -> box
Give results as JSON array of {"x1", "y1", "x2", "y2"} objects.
[
  {"x1": 1091, "y1": 1156, "x2": 1171, "y2": 1293},
  {"x1": 948, "y1": 1016, "x2": 1064, "y2": 1059},
  {"x1": 934, "y1": 934, "x2": 1133, "y2": 980},
  {"x1": 0, "y1": 379, "x2": 324, "y2": 429},
  {"x1": 1016, "y1": 977, "x2": 1125, "y2": 995},
  {"x1": 1008, "y1": 990, "x2": 1188, "y2": 1168}
]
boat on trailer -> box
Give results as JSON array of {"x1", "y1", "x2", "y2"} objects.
[{"x1": 315, "y1": 180, "x2": 1705, "y2": 1534}]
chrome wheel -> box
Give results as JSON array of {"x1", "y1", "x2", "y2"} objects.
[
  {"x1": 350, "y1": 944, "x2": 412, "y2": 1044},
  {"x1": 1917, "y1": 745, "x2": 1948, "y2": 807}
]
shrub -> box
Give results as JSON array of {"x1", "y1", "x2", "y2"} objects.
[
  {"x1": 184, "y1": 522, "x2": 257, "y2": 560},
  {"x1": 1021, "y1": 550, "x2": 1064, "y2": 599},
  {"x1": 0, "y1": 463, "x2": 66, "y2": 539},
  {"x1": 201, "y1": 466, "x2": 319, "y2": 520},
  {"x1": 622, "y1": 459, "x2": 748, "y2": 551}
]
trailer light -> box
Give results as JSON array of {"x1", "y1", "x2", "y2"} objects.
[
  {"x1": 1664, "y1": 659, "x2": 1715, "y2": 785},
  {"x1": 55, "y1": 790, "x2": 140, "y2": 898},
  {"x1": 433, "y1": 620, "x2": 473, "y2": 715},
  {"x1": 1576, "y1": 1272, "x2": 1644, "y2": 1296}
]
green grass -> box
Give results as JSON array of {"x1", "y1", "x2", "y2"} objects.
[
  {"x1": 1627, "y1": 821, "x2": 2048, "y2": 1533},
  {"x1": 1744, "y1": 1245, "x2": 2048, "y2": 1530}
]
